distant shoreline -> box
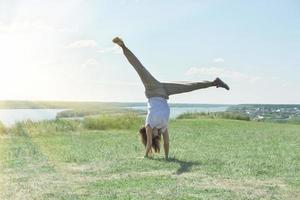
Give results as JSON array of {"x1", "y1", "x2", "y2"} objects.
[{"x1": 1, "y1": 100, "x2": 299, "y2": 110}]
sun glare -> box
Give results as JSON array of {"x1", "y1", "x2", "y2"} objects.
[{"x1": 0, "y1": 25, "x2": 48, "y2": 99}]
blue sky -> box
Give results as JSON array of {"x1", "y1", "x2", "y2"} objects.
[{"x1": 0, "y1": 0, "x2": 299, "y2": 103}]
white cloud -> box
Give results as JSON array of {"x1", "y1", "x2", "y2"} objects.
[
  {"x1": 81, "y1": 58, "x2": 99, "y2": 69},
  {"x1": 98, "y1": 46, "x2": 122, "y2": 54},
  {"x1": 0, "y1": 20, "x2": 70, "y2": 33},
  {"x1": 186, "y1": 67, "x2": 261, "y2": 83},
  {"x1": 65, "y1": 40, "x2": 97, "y2": 49},
  {"x1": 213, "y1": 57, "x2": 225, "y2": 63}
]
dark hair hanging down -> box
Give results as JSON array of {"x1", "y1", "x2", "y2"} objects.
[{"x1": 139, "y1": 126, "x2": 161, "y2": 153}]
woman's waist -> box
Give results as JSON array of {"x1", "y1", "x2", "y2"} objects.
[
  {"x1": 147, "y1": 104, "x2": 170, "y2": 112},
  {"x1": 147, "y1": 96, "x2": 168, "y2": 103},
  {"x1": 147, "y1": 98, "x2": 169, "y2": 109}
]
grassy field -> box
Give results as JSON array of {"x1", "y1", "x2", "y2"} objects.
[
  {"x1": 177, "y1": 112, "x2": 250, "y2": 121},
  {"x1": 1, "y1": 117, "x2": 300, "y2": 199}
]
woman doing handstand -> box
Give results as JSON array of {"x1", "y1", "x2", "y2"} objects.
[{"x1": 113, "y1": 37, "x2": 230, "y2": 159}]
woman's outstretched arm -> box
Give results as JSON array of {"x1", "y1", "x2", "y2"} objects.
[
  {"x1": 145, "y1": 125, "x2": 153, "y2": 157},
  {"x1": 162, "y1": 129, "x2": 169, "y2": 159}
]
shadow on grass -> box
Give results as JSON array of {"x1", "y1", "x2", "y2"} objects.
[{"x1": 152, "y1": 157, "x2": 202, "y2": 175}]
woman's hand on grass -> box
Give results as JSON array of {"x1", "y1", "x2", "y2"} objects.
[{"x1": 144, "y1": 155, "x2": 153, "y2": 159}]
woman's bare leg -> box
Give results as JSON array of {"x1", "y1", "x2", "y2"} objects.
[{"x1": 162, "y1": 78, "x2": 229, "y2": 96}]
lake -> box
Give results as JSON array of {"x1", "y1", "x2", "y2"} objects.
[
  {"x1": 0, "y1": 109, "x2": 66, "y2": 126},
  {"x1": 126, "y1": 104, "x2": 229, "y2": 118},
  {"x1": 0, "y1": 104, "x2": 230, "y2": 126}
]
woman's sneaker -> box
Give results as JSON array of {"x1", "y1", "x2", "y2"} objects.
[{"x1": 214, "y1": 78, "x2": 230, "y2": 90}]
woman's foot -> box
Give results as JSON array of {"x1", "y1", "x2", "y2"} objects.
[
  {"x1": 112, "y1": 37, "x2": 125, "y2": 47},
  {"x1": 214, "y1": 78, "x2": 230, "y2": 90}
]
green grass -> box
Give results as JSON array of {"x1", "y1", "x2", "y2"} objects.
[
  {"x1": 261, "y1": 117, "x2": 300, "y2": 125},
  {"x1": 0, "y1": 122, "x2": 6, "y2": 134},
  {"x1": 83, "y1": 113, "x2": 144, "y2": 130},
  {"x1": 10, "y1": 119, "x2": 83, "y2": 136},
  {"x1": 177, "y1": 111, "x2": 250, "y2": 121},
  {"x1": 1, "y1": 118, "x2": 300, "y2": 199},
  {"x1": 287, "y1": 117, "x2": 300, "y2": 125}
]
